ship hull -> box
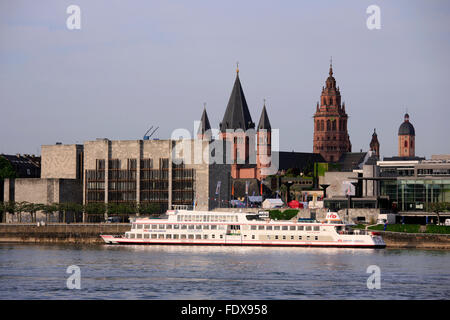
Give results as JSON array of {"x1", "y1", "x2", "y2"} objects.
[{"x1": 100, "y1": 235, "x2": 386, "y2": 248}]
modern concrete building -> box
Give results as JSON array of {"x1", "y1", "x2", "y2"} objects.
[{"x1": 83, "y1": 138, "x2": 230, "y2": 211}]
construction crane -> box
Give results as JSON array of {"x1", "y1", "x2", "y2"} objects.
[{"x1": 143, "y1": 126, "x2": 159, "y2": 140}]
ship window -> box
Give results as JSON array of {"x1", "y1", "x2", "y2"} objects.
[
  {"x1": 196, "y1": 225, "x2": 202, "y2": 229},
  {"x1": 212, "y1": 234, "x2": 215, "y2": 239},
  {"x1": 151, "y1": 234, "x2": 157, "y2": 239},
  {"x1": 306, "y1": 226, "x2": 312, "y2": 231},
  {"x1": 275, "y1": 235, "x2": 279, "y2": 239},
  {"x1": 132, "y1": 224, "x2": 136, "y2": 229},
  {"x1": 158, "y1": 234, "x2": 164, "y2": 239},
  {"x1": 291, "y1": 236, "x2": 294, "y2": 240},
  {"x1": 181, "y1": 235, "x2": 187, "y2": 239},
  {"x1": 173, "y1": 224, "x2": 180, "y2": 229},
  {"x1": 220, "y1": 235, "x2": 223, "y2": 239},
  {"x1": 166, "y1": 225, "x2": 172, "y2": 229},
  {"x1": 188, "y1": 235, "x2": 194, "y2": 239},
  {"x1": 181, "y1": 225, "x2": 187, "y2": 229},
  {"x1": 137, "y1": 234, "x2": 142, "y2": 239},
  {"x1": 252, "y1": 235, "x2": 255, "y2": 239},
  {"x1": 315, "y1": 236, "x2": 318, "y2": 240},
  {"x1": 188, "y1": 225, "x2": 194, "y2": 230},
  {"x1": 290, "y1": 226, "x2": 296, "y2": 230},
  {"x1": 159, "y1": 224, "x2": 165, "y2": 229},
  {"x1": 266, "y1": 226, "x2": 272, "y2": 230},
  {"x1": 203, "y1": 225, "x2": 209, "y2": 229},
  {"x1": 173, "y1": 234, "x2": 179, "y2": 239},
  {"x1": 314, "y1": 226, "x2": 320, "y2": 231},
  {"x1": 211, "y1": 225, "x2": 217, "y2": 230},
  {"x1": 130, "y1": 233, "x2": 136, "y2": 239},
  {"x1": 251, "y1": 225, "x2": 257, "y2": 230},
  {"x1": 137, "y1": 224, "x2": 143, "y2": 229},
  {"x1": 307, "y1": 236, "x2": 310, "y2": 240},
  {"x1": 144, "y1": 234, "x2": 149, "y2": 239},
  {"x1": 196, "y1": 235, "x2": 201, "y2": 239},
  {"x1": 298, "y1": 226, "x2": 304, "y2": 231},
  {"x1": 166, "y1": 234, "x2": 172, "y2": 239},
  {"x1": 266, "y1": 235, "x2": 270, "y2": 239},
  {"x1": 298, "y1": 236, "x2": 302, "y2": 240},
  {"x1": 274, "y1": 226, "x2": 280, "y2": 230},
  {"x1": 203, "y1": 235, "x2": 208, "y2": 239},
  {"x1": 152, "y1": 224, "x2": 157, "y2": 229},
  {"x1": 258, "y1": 225, "x2": 264, "y2": 230},
  {"x1": 144, "y1": 224, "x2": 150, "y2": 229},
  {"x1": 282, "y1": 226, "x2": 288, "y2": 231}
]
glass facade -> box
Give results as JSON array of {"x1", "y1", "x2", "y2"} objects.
[{"x1": 380, "y1": 179, "x2": 450, "y2": 211}]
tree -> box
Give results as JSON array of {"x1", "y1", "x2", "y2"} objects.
[
  {"x1": 84, "y1": 202, "x2": 106, "y2": 222},
  {"x1": 138, "y1": 202, "x2": 161, "y2": 216},
  {"x1": 0, "y1": 156, "x2": 16, "y2": 180},
  {"x1": 42, "y1": 203, "x2": 58, "y2": 223},
  {"x1": 428, "y1": 202, "x2": 450, "y2": 225}
]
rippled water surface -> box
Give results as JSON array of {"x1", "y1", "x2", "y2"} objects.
[{"x1": 0, "y1": 244, "x2": 449, "y2": 299}]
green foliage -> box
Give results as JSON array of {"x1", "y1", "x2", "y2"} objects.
[
  {"x1": 138, "y1": 202, "x2": 161, "y2": 215},
  {"x1": 425, "y1": 225, "x2": 450, "y2": 234},
  {"x1": 369, "y1": 224, "x2": 421, "y2": 233},
  {"x1": 285, "y1": 168, "x2": 300, "y2": 177},
  {"x1": 269, "y1": 209, "x2": 298, "y2": 220},
  {"x1": 427, "y1": 202, "x2": 450, "y2": 214},
  {"x1": 84, "y1": 202, "x2": 106, "y2": 215},
  {"x1": 0, "y1": 156, "x2": 16, "y2": 180},
  {"x1": 108, "y1": 202, "x2": 137, "y2": 215}
]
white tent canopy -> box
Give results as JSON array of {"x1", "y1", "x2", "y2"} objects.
[{"x1": 262, "y1": 198, "x2": 284, "y2": 209}]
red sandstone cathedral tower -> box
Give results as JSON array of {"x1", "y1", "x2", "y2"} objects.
[{"x1": 313, "y1": 61, "x2": 351, "y2": 162}]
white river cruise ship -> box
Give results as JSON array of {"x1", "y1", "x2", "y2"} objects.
[{"x1": 101, "y1": 209, "x2": 386, "y2": 248}]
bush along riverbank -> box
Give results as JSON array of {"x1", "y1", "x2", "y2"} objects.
[{"x1": 368, "y1": 224, "x2": 450, "y2": 234}]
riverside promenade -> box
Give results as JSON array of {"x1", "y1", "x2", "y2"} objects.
[{"x1": 0, "y1": 223, "x2": 129, "y2": 244}]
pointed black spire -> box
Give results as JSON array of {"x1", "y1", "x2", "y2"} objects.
[
  {"x1": 220, "y1": 69, "x2": 255, "y2": 132},
  {"x1": 257, "y1": 101, "x2": 271, "y2": 130},
  {"x1": 197, "y1": 105, "x2": 211, "y2": 136}
]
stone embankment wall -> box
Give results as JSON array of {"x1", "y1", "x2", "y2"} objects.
[
  {"x1": 377, "y1": 231, "x2": 450, "y2": 249},
  {"x1": 0, "y1": 224, "x2": 129, "y2": 244}
]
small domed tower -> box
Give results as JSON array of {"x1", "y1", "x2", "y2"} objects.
[
  {"x1": 398, "y1": 113, "x2": 415, "y2": 157},
  {"x1": 369, "y1": 128, "x2": 380, "y2": 159}
]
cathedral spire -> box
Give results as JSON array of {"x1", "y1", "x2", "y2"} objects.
[{"x1": 197, "y1": 104, "x2": 211, "y2": 139}]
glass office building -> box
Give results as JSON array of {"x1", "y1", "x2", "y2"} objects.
[{"x1": 380, "y1": 178, "x2": 450, "y2": 212}]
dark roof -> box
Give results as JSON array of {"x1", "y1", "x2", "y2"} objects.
[
  {"x1": 337, "y1": 152, "x2": 367, "y2": 171},
  {"x1": 273, "y1": 152, "x2": 325, "y2": 172},
  {"x1": 398, "y1": 121, "x2": 415, "y2": 136},
  {"x1": 383, "y1": 156, "x2": 425, "y2": 161},
  {"x1": 197, "y1": 108, "x2": 211, "y2": 136},
  {"x1": 220, "y1": 73, "x2": 255, "y2": 132},
  {"x1": 257, "y1": 105, "x2": 271, "y2": 130},
  {"x1": 0, "y1": 154, "x2": 41, "y2": 178}
]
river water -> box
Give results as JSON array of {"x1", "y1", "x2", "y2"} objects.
[{"x1": 0, "y1": 244, "x2": 449, "y2": 300}]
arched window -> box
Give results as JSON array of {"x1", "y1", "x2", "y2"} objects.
[
  {"x1": 332, "y1": 120, "x2": 336, "y2": 131},
  {"x1": 316, "y1": 121, "x2": 320, "y2": 131},
  {"x1": 327, "y1": 120, "x2": 331, "y2": 131},
  {"x1": 404, "y1": 140, "x2": 408, "y2": 148},
  {"x1": 320, "y1": 120, "x2": 324, "y2": 131}
]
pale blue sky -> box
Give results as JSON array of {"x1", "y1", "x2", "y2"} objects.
[{"x1": 0, "y1": 0, "x2": 449, "y2": 158}]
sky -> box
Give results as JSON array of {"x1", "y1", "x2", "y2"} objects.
[{"x1": 0, "y1": 0, "x2": 449, "y2": 159}]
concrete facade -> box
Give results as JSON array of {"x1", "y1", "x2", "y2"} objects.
[{"x1": 41, "y1": 144, "x2": 83, "y2": 179}]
